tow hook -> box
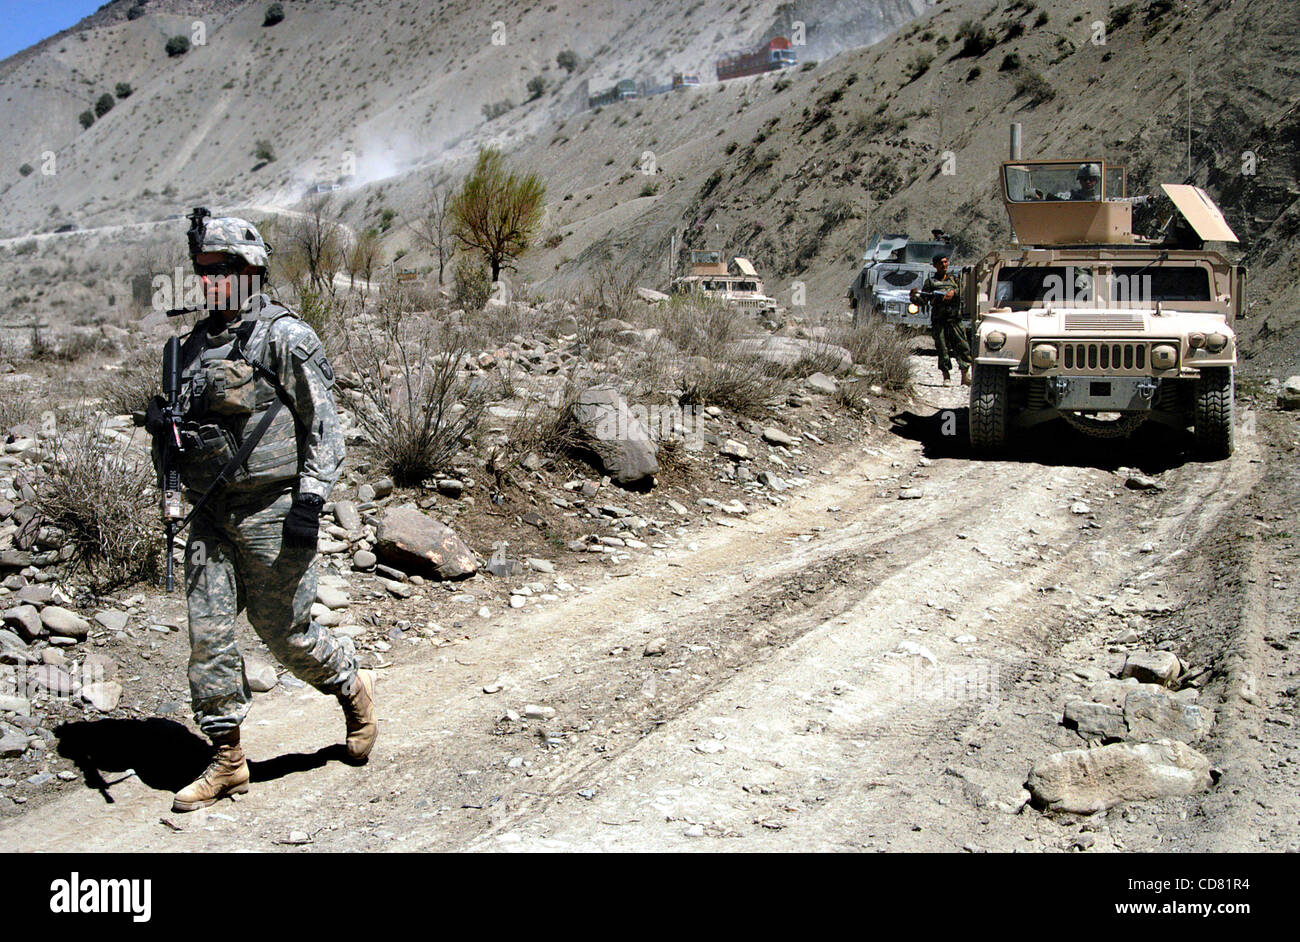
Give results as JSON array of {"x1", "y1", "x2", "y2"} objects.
[
  {"x1": 1050, "y1": 376, "x2": 1070, "y2": 402},
  {"x1": 1137, "y1": 379, "x2": 1158, "y2": 400}
]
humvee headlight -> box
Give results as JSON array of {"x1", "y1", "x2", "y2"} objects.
[
  {"x1": 985, "y1": 330, "x2": 1007, "y2": 351},
  {"x1": 1151, "y1": 344, "x2": 1178, "y2": 370},
  {"x1": 907, "y1": 302, "x2": 920, "y2": 315},
  {"x1": 1205, "y1": 332, "x2": 1229, "y2": 353},
  {"x1": 1030, "y1": 343, "x2": 1058, "y2": 370},
  {"x1": 1187, "y1": 332, "x2": 1206, "y2": 350}
]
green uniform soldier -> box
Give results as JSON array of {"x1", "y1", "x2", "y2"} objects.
[
  {"x1": 912, "y1": 252, "x2": 970, "y2": 386},
  {"x1": 145, "y1": 214, "x2": 377, "y2": 812}
]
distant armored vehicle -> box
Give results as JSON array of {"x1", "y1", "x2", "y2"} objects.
[
  {"x1": 968, "y1": 159, "x2": 1244, "y2": 459},
  {"x1": 849, "y1": 231, "x2": 961, "y2": 327},
  {"x1": 589, "y1": 79, "x2": 639, "y2": 107},
  {"x1": 670, "y1": 251, "x2": 778, "y2": 314}
]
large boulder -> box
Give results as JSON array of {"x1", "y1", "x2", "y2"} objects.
[
  {"x1": 726, "y1": 336, "x2": 852, "y2": 373},
  {"x1": 1026, "y1": 740, "x2": 1213, "y2": 814},
  {"x1": 374, "y1": 505, "x2": 477, "y2": 580},
  {"x1": 1278, "y1": 375, "x2": 1300, "y2": 410},
  {"x1": 570, "y1": 385, "x2": 658, "y2": 488}
]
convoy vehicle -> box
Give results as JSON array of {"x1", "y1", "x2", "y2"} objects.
[
  {"x1": 716, "y1": 37, "x2": 797, "y2": 81},
  {"x1": 670, "y1": 251, "x2": 778, "y2": 314},
  {"x1": 848, "y1": 231, "x2": 960, "y2": 327},
  {"x1": 967, "y1": 159, "x2": 1243, "y2": 459}
]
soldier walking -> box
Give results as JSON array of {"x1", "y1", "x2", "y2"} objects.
[
  {"x1": 145, "y1": 213, "x2": 376, "y2": 812},
  {"x1": 913, "y1": 252, "x2": 970, "y2": 386}
]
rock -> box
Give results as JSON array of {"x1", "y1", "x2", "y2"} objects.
[
  {"x1": 381, "y1": 578, "x2": 413, "y2": 598},
  {"x1": 94, "y1": 610, "x2": 129, "y2": 632},
  {"x1": 1124, "y1": 687, "x2": 1212, "y2": 742},
  {"x1": 318, "y1": 539, "x2": 349, "y2": 554},
  {"x1": 524, "y1": 704, "x2": 555, "y2": 720},
  {"x1": 762, "y1": 426, "x2": 796, "y2": 447},
  {"x1": 3, "y1": 605, "x2": 43, "y2": 641},
  {"x1": 1121, "y1": 650, "x2": 1182, "y2": 687},
  {"x1": 334, "y1": 500, "x2": 362, "y2": 531},
  {"x1": 15, "y1": 584, "x2": 53, "y2": 605},
  {"x1": 0, "y1": 694, "x2": 32, "y2": 715},
  {"x1": 1278, "y1": 375, "x2": 1300, "y2": 410},
  {"x1": 757, "y1": 471, "x2": 787, "y2": 491},
  {"x1": 358, "y1": 484, "x2": 376, "y2": 502},
  {"x1": 1063, "y1": 700, "x2": 1127, "y2": 741},
  {"x1": 486, "y1": 552, "x2": 523, "y2": 578},
  {"x1": 482, "y1": 681, "x2": 503, "y2": 694},
  {"x1": 643, "y1": 637, "x2": 668, "y2": 657},
  {"x1": 570, "y1": 385, "x2": 658, "y2": 487},
  {"x1": 246, "y1": 658, "x2": 279, "y2": 692},
  {"x1": 374, "y1": 505, "x2": 477, "y2": 580},
  {"x1": 436, "y1": 478, "x2": 464, "y2": 498},
  {"x1": 0, "y1": 722, "x2": 28, "y2": 758},
  {"x1": 526, "y1": 557, "x2": 554, "y2": 573},
  {"x1": 0, "y1": 628, "x2": 31, "y2": 659},
  {"x1": 1125, "y1": 473, "x2": 1165, "y2": 492},
  {"x1": 352, "y1": 550, "x2": 377, "y2": 570},
  {"x1": 40, "y1": 606, "x2": 90, "y2": 639},
  {"x1": 28, "y1": 664, "x2": 75, "y2": 696},
  {"x1": 1026, "y1": 740, "x2": 1213, "y2": 814},
  {"x1": 81, "y1": 681, "x2": 123, "y2": 712},
  {"x1": 726, "y1": 336, "x2": 852, "y2": 373},
  {"x1": 509, "y1": 595, "x2": 526, "y2": 609},
  {"x1": 1070, "y1": 502, "x2": 1091, "y2": 515},
  {"x1": 899, "y1": 487, "x2": 925, "y2": 500},
  {"x1": 805, "y1": 372, "x2": 838, "y2": 395},
  {"x1": 636, "y1": 286, "x2": 670, "y2": 303},
  {"x1": 315, "y1": 586, "x2": 352, "y2": 610},
  {"x1": 80, "y1": 653, "x2": 117, "y2": 682},
  {"x1": 371, "y1": 478, "x2": 395, "y2": 499}
]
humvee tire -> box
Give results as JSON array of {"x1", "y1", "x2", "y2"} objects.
[
  {"x1": 1193, "y1": 366, "x2": 1234, "y2": 459},
  {"x1": 970, "y1": 364, "x2": 1009, "y2": 455}
]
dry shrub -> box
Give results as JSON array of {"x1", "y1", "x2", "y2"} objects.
[
  {"x1": 32, "y1": 419, "x2": 160, "y2": 591},
  {"x1": 342, "y1": 291, "x2": 485, "y2": 486},
  {"x1": 581, "y1": 261, "x2": 639, "y2": 321},
  {"x1": 646, "y1": 295, "x2": 747, "y2": 359},
  {"x1": 832, "y1": 319, "x2": 914, "y2": 395},
  {"x1": 103, "y1": 348, "x2": 160, "y2": 416},
  {"x1": 679, "y1": 355, "x2": 780, "y2": 418},
  {"x1": 774, "y1": 339, "x2": 851, "y2": 380},
  {"x1": 0, "y1": 389, "x2": 38, "y2": 430},
  {"x1": 484, "y1": 388, "x2": 582, "y2": 488}
]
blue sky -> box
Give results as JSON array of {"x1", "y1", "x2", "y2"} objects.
[{"x1": 0, "y1": 0, "x2": 107, "y2": 62}]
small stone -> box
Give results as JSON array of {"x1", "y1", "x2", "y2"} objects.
[
  {"x1": 1070, "y1": 502, "x2": 1091, "y2": 515},
  {"x1": 643, "y1": 637, "x2": 667, "y2": 657},
  {"x1": 371, "y1": 478, "x2": 395, "y2": 499},
  {"x1": 357, "y1": 484, "x2": 376, "y2": 502},
  {"x1": 0, "y1": 723, "x2": 28, "y2": 757},
  {"x1": 1121, "y1": 650, "x2": 1182, "y2": 687},
  {"x1": 683, "y1": 824, "x2": 706, "y2": 838},
  {"x1": 333, "y1": 500, "x2": 362, "y2": 532},
  {"x1": 246, "y1": 659, "x2": 279, "y2": 693},
  {"x1": 804, "y1": 372, "x2": 838, "y2": 395},
  {"x1": 762, "y1": 427, "x2": 796, "y2": 447},
  {"x1": 483, "y1": 681, "x2": 503, "y2": 694},
  {"x1": 352, "y1": 550, "x2": 377, "y2": 570},
  {"x1": 720, "y1": 440, "x2": 750, "y2": 461},
  {"x1": 382, "y1": 579, "x2": 413, "y2": 598},
  {"x1": 0, "y1": 695, "x2": 31, "y2": 716},
  {"x1": 526, "y1": 558, "x2": 555, "y2": 573},
  {"x1": 41, "y1": 605, "x2": 90, "y2": 639},
  {"x1": 899, "y1": 487, "x2": 924, "y2": 500},
  {"x1": 81, "y1": 681, "x2": 123, "y2": 712},
  {"x1": 94, "y1": 610, "x2": 129, "y2": 631},
  {"x1": 509, "y1": 595, "x2": 527, "y2": 609},
  {"x1": 524, "y1": 704, "x2": 555, "y2": 720},
  {"x1": 2, "y1": 606, "x2": 42, "y2": 642},
  {"x1": 315, "y1": 586, "x2": 351, "y2": 610}
]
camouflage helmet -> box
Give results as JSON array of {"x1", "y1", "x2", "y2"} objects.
[
  {"x1": 1076, "y1": 162, "x2": 1101, "y2": 181},
  {"x1": 194, "y1": 216, "x2": 272, "y2": 269}
]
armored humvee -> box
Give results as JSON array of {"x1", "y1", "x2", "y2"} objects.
[
  {"x1": 670, "y1": 251, "x2": 778, "y2": 315},
  {"x1": 967, "y1": 159, "x2": 1244, "y2": 459},
  {"x1": 849, "y1": 231, "x2": 961, "y2": 327}
]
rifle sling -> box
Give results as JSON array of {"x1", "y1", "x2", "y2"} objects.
[{"x1": 175, "y1": 397, "x2": 284, "y2": 533}]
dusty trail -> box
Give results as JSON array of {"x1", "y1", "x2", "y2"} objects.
[{"x1": 1, "y1": 369, "x2": 1292, "y2": 853}]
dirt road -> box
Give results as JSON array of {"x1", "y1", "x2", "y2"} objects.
[{"x1": 3, "y1": 365, "x2": 1297, "y2": 853}]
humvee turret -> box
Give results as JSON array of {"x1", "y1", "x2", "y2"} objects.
[{"x1": 968, "y1": 159, "x2": 1244, "y2": 459}]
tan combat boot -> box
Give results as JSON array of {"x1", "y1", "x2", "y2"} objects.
[
  {"x1": 173, "y1": 733, "x2": 249, "y2": 812},
  {"x1": 339, "y1": 669, "x2": 377, "y2": 762},
  {"x1": 960, "y1": 365, "x2": 971, "y2": 386}
]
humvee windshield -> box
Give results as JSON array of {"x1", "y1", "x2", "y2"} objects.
[
  {"x1": 1109, "y1": 266, "x2": 1211, "y2": 303},
  {"x1": 881, "y1": 270, "x2": 924, "y2": 288},
  {"x1": 1004, "y1": 162, "x2": 1104, "y2": 202},
  {"x1": 995, "y1": 266, "x2": 1096, "y2": 307}
]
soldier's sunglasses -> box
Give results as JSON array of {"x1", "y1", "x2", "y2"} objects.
[{"x1": 194, "y1": 259, "x2": 245, "y2": 277}]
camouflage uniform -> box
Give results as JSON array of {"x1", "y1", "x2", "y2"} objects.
[
  {"x1": 175, "y1": 291, "x2": 355, "y2": 739},
  {"x1": 923, "y1": 271, "x2": 970, "y2": 374}
]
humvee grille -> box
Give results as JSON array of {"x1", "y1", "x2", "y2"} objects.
[
  {"x1": 1063, "y1": 311, "x2": 1145, "y2": 331},
  {"x1": 1061, "y1": 341, "x2": 1148, "y2": 373}
]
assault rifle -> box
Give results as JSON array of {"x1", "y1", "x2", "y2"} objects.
[{"x1": 133, "y1": 337, "x2": 185, "y2": 590}]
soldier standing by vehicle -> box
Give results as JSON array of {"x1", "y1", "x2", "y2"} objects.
[
  {"x1": 144, "y1": 213, "x2": 377, "y2": 812},
  {"x1": 912, "y1": 252, "x2": 970, "y2": 385}
]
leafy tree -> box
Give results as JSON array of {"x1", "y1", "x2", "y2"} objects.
[
  {"x1": 79, "y1": 110, "x2": 95, "y2": 129},
  {"x1": 115, "y1": 82, "x2": 133, "y2": 99},
  {"x1": 127, "y1": 4, "x2": 146, "y2": 21},
  {"x1": 526, "y1": 75, "x2": 547, "y2": 101},
  {"x1": 165, "y1": 35, "x2": 190, "y2": 57},
  {"x1": 95, "y1": 93, "x2": 116, "y2": 117},
  {"x1": 19, "y1": 163, "x2": 34, "y2": 177},
  {"x1": 253, "y1": 139, "x2": 275, "y2": 163},
  {"x1": 556, "y1": 49, "x2": 578, "y2": 73},
  {"x1": 449, "y1": 148, "x2": 546, "y2": 282},
  {"x1": 406, "y1": 183, "x2": 454, "y2": 284},
  {"x1": 264, "y1": 4, "x2": 286, "y2": 26}
]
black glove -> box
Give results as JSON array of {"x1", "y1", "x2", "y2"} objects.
[
  {"x1": 145, "y1": 395, "x2": 171, "y2": 440},
  {"x1": 284, "y1": 493, "x2": 323, "y2": 548}
]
